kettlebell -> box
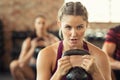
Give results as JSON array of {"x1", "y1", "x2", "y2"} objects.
[
  {"x1": 34, "y1": 46, "x2": 45, "y2": 58},
  {"x1": 34, "y1": 37, "x2": 45, "y2": 58},
  {"x1": 63, "y1": 49, "x2": 90, "y2": 80}
]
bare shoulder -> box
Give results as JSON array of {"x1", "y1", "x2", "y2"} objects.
[
  {"x1": 85, "y1": 41, "x2": 111, "y2": 80},
  {"x1": 38, "y1": 41, "x2": 60, "y2": 58},
  {"x1": 86, "y1": 41, "x2": 109, "y2": 68},
  {"x1": 49, "y1": 33, "x2": 59, "y2": 41},
  {"x1": 37, "y1": 41, "x2": 60, "y2": 70},
  {"x1": 86, "y1": 41, "x2": 106, "y2": 57}
]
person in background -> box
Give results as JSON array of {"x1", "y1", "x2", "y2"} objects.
[
  {"x1": 36, "y1": 2, "x2": 111, "y2": 80},
  {"x1": 9, "y1": 15, "x2": 59, "y2": 80},
  {"x1": 102, "y1": 25, "x2": 120, "y2": 80}
]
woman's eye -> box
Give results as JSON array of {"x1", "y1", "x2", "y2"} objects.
[
  {"x1": 77, "y1": 25, "x2": 83, "y2": 29},
  {"x1": 65, "y1": 25, "x2": 71, "y2": 30}
]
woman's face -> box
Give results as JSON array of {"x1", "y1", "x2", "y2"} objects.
[
  {"x1": 59, "y1": 15, "x2": 88, "y2": 47},
  {"x1": 35, "y1": 17, "x2": 46, "y2": 33}
]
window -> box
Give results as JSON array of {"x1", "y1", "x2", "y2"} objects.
[
  {"x1": 64, "y1": 0, "x2": 120, "y2": 22},
  {"x1": 111, "y1": 0, "x2": 120, "y2": 22}
]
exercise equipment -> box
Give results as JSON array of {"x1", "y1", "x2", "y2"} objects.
[
  {"x1": 63, "y1": 49, "x2": 90, "y2": 80},
  {"x1": 34, "y1": 46, "x2": 45, "y2": 58}
]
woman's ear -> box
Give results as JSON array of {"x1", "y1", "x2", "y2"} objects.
[
  {"x1": 57, "y1": 21, "x2": 61, "y2": 28},
  {"x1": 86, "y1": 22, "x2": 89, "y2": 28},
  {"x1": 57, "y1": 21, "x2": 63, "y2": 40}
]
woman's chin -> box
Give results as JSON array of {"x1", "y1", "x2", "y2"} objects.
[{"x1": 69, "y1": 43, "x2": 78, "y2": 49}]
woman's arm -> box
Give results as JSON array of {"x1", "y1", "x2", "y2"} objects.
[
  {"x1": 94, "y1": 50, "x2": 112, "y2": 80},
  {"x1": 102, "y1": 42, "x2": 120, "y2": 69},
  {"x1": 36, "y1": 48, "x2": 53, "y2": 80},
  {"x1": 78, "y1": 54, "x2": 105, "y2": 80},
  {"x1": 18, "y1": 37, "x2": 38, "y2": 64},
  {"x1": 36, "y1": 46, "x2": 72, "y2": 80},
  {"x1": 86, "y1": 42, "x2": 111, "y2": 80},
  {"x1": 50, "y1": 56, "x2": 72, "y2": 80},
  {"x1": 18, "y1": 38, "x2": 31, "y2": 63}
]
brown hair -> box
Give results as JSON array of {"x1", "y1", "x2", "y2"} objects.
[
  {"x1": 35, "y1": 14, "x2": 46, "y2": 20},
  {"x1": 58, "y1": 2, "x2": 88, "y2": 22},
  {"x1": 58, "y1": 2, "x2": 88, "y2": 39}
]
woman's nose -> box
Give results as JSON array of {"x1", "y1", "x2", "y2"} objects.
[
  {"x1": 71, "y1": 29, "x2": 77, "y2": 37},
  {"x1": 39, "y1": 23, "x2": 44, "y2": 26}
]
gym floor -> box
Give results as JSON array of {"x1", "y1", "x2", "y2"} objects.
[{"x1": 0, "y1": 71, "x2": 13, "y2": 80}]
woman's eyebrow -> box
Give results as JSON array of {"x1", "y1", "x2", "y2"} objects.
[
  {"x1": 76, "y1": 24, "x2": 84, "y2": 26},
  {"x1": 64, "y1": 24, "x2": 71, "y2": 27}
]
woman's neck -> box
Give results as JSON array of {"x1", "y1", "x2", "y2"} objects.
[
  {"x1": 63, "y1": 40, "x2": 84, "y2": 51},
  {"x1": 36, "y1": 31, "x2": 48, "y2": 38}
]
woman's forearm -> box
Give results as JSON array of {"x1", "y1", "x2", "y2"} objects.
[
  {"x1": 50, "y1": 71, "x2": 62, "y2": 80},
  {"x1": 19, "y1": 47, "x2": 35, "y2": 64},
  {"x1": 109, "y1": 57, "x2": 120, "y2": 69}
]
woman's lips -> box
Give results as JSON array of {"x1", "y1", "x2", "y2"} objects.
[{"x1": 70, "y1": 39, "x2": 78, "y2": 44}]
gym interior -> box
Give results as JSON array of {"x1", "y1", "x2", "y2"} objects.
[{"x1": 0, "y1": 0, "x2": 120, "y2": 80}]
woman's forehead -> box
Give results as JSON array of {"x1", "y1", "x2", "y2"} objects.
[
  {"x1": 62, "y1": 15, "x2": 84, "y2": 21},
  {"x1": 61, "y1": 15, "x2": 86, "y2": 24},
  {"x1": 35, "y1": 17, "x2": 45, "y2": 22}
]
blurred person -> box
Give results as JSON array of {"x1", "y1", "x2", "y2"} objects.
[
  {"x1": 9, "y1": 15, "x2": 59, "y2": 80},
  {"x1": 102, "y1": 25, "x2": 120, "y2": 80},
  {"x1": 36, "y1": 2, "x2": 111, "y2": 80}
]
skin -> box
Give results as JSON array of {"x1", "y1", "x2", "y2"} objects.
[
  {"x1": 36, "y1": 15, "x2": 112, "y2": 80},
  {"x1": 102, "y1": 42, "x2": 120, "y2": 80},
  {"x1": 102, "y1": 42, "x2": 120, "y2": 69},
  {"x1": 10, "y1": 17, "x2": 59, "y2": 80}
]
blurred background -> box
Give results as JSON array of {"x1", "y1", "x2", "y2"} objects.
[{"x1": 0, "y1": 0, "x2": 120, "y2": 80}]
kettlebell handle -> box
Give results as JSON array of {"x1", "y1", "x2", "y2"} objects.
[
  {"x1": 62, "y1": 49, "x2": 91, "y2": 80},
  {"x1": 63, "y1": 49, "x2": 89, "y2": 57}
]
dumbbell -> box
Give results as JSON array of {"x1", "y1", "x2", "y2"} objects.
[{"x1": 63, "y1": 49, "x2": 90, "y2": 80}]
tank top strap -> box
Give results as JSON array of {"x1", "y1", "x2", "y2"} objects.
[
  {"x1": 52, "y1": 41, "x2": 63, "y2": 75},
  {"x1": 57, "y1": 41, "x2": 89, "y2": 59},
  {"x1": 83, "y1": 41, "x2": 89, "y2": 52},
  {"x1": 57, "y1": 41, "x2": 63, "y2": 59}
]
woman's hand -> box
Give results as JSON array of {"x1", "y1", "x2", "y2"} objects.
[
  {"x1": 79, "y1": 55, "x2": 105, "y2": 80},
  {"x1": 21, "y1": 38, "x2": 31, "y2": 51},
  {"x1": 69, "y1": 55, "x2": 95, "y2": 74},
  {"x1": 56, "y1": 56, "x2": 72, "y2": 77},
  {"x1": 31, "y1": 38, "x2": 39, "y2": 48},
  {"x1": 80, "y1": 55, "x2": 95, "y2": 73}
]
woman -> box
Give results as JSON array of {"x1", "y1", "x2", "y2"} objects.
[
  {"x1": 9, "y1": 15, "x2": 59, "y2": 80},
  {"x1": 36, "y1": 2, "x2": 111, "y2": 80},
  {"x1": 102, "y1": 25, "x2": 120, "y2": 80}
]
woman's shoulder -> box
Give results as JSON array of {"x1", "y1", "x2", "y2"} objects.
[
  {"x1": 48, "y1": 33, "x2": 60, "y2": 41},
  {"x1": 86, "y1": 41, "x2": 108, "y2": 64},
  {"x1": 39, "y1": 41, "x2": 60, "y2": 55},
  {"x1": 85, "y1": 41, "x2": 105, "y2": 56}
]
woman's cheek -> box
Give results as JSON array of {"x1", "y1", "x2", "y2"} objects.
[
  {"x1": 79, "y1": 30, "x2": 85, "y2": 36},
  {"x1": 66, "y1": 30, "x2": 71, "y2": 36},
  {"x1": 63, "y1": 30, "x2": 70, "y2": 38}
]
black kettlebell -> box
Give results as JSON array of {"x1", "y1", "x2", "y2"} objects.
[
  {"x1": 63, "y1": 49, "x2": 90, "y2": 80},
  {"x1": 34, "y1": 46, "x2": 45, "y2": 58},
  {"x1": 34, "y1": 37, "x2": 45, "y2": 58}
]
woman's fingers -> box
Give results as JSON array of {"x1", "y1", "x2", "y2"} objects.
[
  {"x1": 57, "y1": 56, "x2": 72, "y2": 75},
  {"x1": 80, "y1": 55, "x2": 94, "y2": 71}
]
